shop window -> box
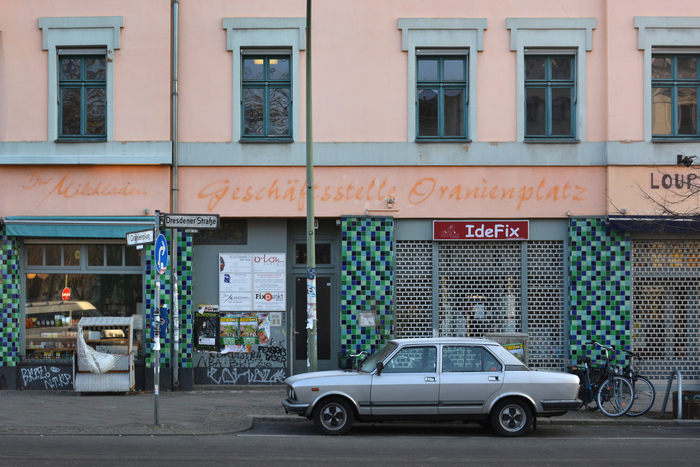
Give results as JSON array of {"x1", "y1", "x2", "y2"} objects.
[
  {"x1": 194, "y1": 218, "x2": 247, "y2": 244},
  {"x1": 23, "y1": 243, "x2": 144, "y2": 362}
]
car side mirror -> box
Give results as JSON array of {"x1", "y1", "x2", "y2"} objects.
[{"x1": 376, "y1": 361, "x2": 384, "y2": 375}]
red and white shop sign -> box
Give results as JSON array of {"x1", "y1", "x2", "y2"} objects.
[
  {"x1": 433, "y1": 221, "x2": 529, "y2": 241},
  {"x1": 62, "y1": 287, "x2": 71, "y2": 301}
]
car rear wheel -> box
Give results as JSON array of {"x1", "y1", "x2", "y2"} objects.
[
  {"x1": 312, "y1": 397, "x2": 354, "y2": 436},
  {"x1": 490, "y1": 399, "x2": 533, "y2": 437}
]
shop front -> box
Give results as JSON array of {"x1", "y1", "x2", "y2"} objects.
[
  {"x1": 603, "y1": 167, "x2": 700, "y2": 384},
  {"x1": 0, "y1": 165, "x2": 170, "y2": 391},
  {"x1": 177, "y1": 165, "x2": 607, "y2": 382}
]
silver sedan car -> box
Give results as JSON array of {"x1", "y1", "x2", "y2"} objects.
[{"x1": 282, "y1": 338, "x2": 581, "y2": 436}]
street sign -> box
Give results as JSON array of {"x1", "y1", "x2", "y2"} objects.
[
  {"x1": 62, "y1": 287, "x2": 71, "y2": 301},
  {"x1": 126, "y1": 228, "x2": 156, "y2": 248},
  {"x1": 162, "y1": 213, "x2": 219, "y2": 229},
  {"x1": 155, "y1": 234, "x2": 168, "y2": 275}
]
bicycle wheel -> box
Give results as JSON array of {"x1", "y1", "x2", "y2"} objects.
[
  {"x1": 626, "y1": 376, "x2": 655, "y2": 417},
  {"x1": 596, "y1": 376, "x2": 634, "y2": 417}
]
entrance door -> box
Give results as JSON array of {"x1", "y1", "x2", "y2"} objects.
[{"x1": 294, "y1": 275, "x2": 334, "y2": 373}]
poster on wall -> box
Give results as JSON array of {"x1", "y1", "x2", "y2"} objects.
[
  {"x1": 218, "y1": 313, "x2": 271, "y2": 353},
  {"x1": 194, "y1": 305, "x2": 220, "y2": 351},
  {"x1": 219, "y1": 253, "x2": 286, "y2": 312}
]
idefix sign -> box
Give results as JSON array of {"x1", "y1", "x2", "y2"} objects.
[{"x1": 433, "y1": 221, "x2": 529, "y2": 241}]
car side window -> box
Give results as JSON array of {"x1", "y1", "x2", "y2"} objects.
[
  {"x1": 482, "y1": 350, "x2": 503, "y2": 372},
  {"x1": 443, "y1": 346, "x2": 481, "y2": 372},
  {"x1": 442, "y1": 346, "x2": 502, "y2": 372},
  {"x1": 383, "y1": 346, "x2": 437, "y2": 374}
]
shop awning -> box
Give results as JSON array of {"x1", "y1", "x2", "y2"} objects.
[
  {"x1": 607, "y1": 215, "x2": 700, "y2": 233},
  {"x1": 1, "y1": 216, "x2": 155, "y2": 238}
]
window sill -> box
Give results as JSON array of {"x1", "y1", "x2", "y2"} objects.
[
  {"x1": 652, "y1": 138, "x2": 700, "y2": 143},
  {"x1": 239, "y1": 138, "x2": 294, "y2": 144},
  {"x1": 523, "y1": 139, "x2": 580, "y2": 144},
  {"x1": 55, "y1": 138, "x2": 107, "y2": 143},
  {"x1": 415, "y1": 139, "x2": 471, "y2": 143}
]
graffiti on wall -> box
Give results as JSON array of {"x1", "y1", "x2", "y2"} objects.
[
  {"x1": 193, "y1": 338, "x2": 288, "y2": 385},
  {"x1": 20, "y1": 365, "x2": 72, "y2": 390}
]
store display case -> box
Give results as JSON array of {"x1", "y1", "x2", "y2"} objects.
[
  {"x1": 74, "y1": 316, "x2": 135, "y2": 393},
  {"x1": 25, "y1": 301, "x2": 101, "y2": 359}
]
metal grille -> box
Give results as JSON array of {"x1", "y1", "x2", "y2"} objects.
[
  {"x1": 395, "y1": 241, "x2": 433, "y2": 338},
  {"x1": 632, "y1": 240, "x2": 700, "y2": 381},
  {"x1": 437, "y1": 242, "x2": 521, "y2": 337},
  {"x1": 527, "y1": 241, "x2": 566, "y2": 370}
]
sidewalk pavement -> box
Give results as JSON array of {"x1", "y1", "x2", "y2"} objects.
[{"x1": 0, "y1": 387, "x2": 696, "y2": 436}]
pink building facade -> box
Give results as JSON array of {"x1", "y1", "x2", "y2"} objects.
[{"x1": 1, "y1": 1, "x2": 699, "y2": 391}]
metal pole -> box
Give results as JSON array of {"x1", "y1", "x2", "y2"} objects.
[
  {"x1": 305, "y1": 0, "x2": 317, "y2": 373},
  {"x1": 153, "y1": 212, "x2": 161, "y2": 425},
  {"x1": 170, "y1": 0, "x2": 180, "y2": 390}
]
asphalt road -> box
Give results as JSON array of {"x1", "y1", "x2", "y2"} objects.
[{"x1": 1, "y1": 421, "x2": 699, "y2": 466}]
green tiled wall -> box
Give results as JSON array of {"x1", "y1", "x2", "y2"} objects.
[
  {"x1": 144, "y1": 229, "x2": 193, "y2": 369},
  {"x1": 340, "y1": 217, "x2": 394, "y2": 356},
  {"x1": 569, "y1": 218, "x2": 632, "y2": 363},
  {"x1": 0, "y1": 226, "x2": 20, "y2": 366}
]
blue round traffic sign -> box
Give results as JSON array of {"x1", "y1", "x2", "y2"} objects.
[{"x1": 155, "y1": 234, "x2": 168, "y2": 275}]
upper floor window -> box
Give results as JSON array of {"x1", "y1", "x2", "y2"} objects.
[
  {"x1": 241, "y1": 51, "x2": 292, "y2": 140},
  {"x1": 525, "y1": 54, "x2": 575, "y2": 139},
  {"x1": 58, "y1": 50, "x2": 107, "y2": 141},
  {"x1": 651, "y1": 54, "x2": 699, "y2": 139},
  {"x1": 635, "y1": 17, "x2": 700, "y2": 142},
  {"x1": 223, "y1": 18, "x2": 305, "y2": 143},
  {"x1": 416, "y1": 50, "x2": 468, "y2": 140},
  {"x1": 39, "y1": 16, "x2": 123, "y2": 142},
  {"x1": 507, "y1": 17, "x2": 595, "y2": 142},
  {"x1": 399, "y1": 18, "x2": 486, "y2": 143}
]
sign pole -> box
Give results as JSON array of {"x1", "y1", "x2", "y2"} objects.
[{"x1": 153, "y1": 216, "x2": 169, "y2": 426}]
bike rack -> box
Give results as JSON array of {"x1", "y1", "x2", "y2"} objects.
[{"x1": 660, "y1": 369, "x2": 683, "y2": 420}]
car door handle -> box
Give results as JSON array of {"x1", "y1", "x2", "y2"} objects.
[
  {"x1": 488, "y1": 376, "x2": 501, "y2": 381},
  {"x1": 425, "y1": 376, "x2": 437, "y2": 382}
]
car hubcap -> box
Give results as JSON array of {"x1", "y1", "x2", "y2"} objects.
[
  {"x1": 500, "y1": 405, "x2": 524, "y2": 432},
  {"x1": 322, "y1": 404, "x2": 346, "y2": 430}
]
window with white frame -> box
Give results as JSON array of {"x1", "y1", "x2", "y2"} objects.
[
  {"x1": 636, "y1": 17, "x2": 700, "y2": 142},
  {"x1": 507, "y1": 18, "x2": 595, "y2": 142},
  {"x1": 39, "y1": 17, "x2": 123, "y2": 142},
  {"x1": 223, "y1": 18, "x2": 305, "y2": 143},
  {"x1": 399, "y1": 18, "x2": 486, "y2": 143}
]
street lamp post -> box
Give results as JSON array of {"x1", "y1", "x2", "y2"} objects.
[{"x1": 305, "y1": 0, "x2": 317, "y2": 373}]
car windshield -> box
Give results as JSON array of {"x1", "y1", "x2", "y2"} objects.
[{"x1": 358, "y1": 341, "x2": 398, "y2": 373}]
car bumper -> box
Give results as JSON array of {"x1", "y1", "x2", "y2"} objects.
[
  {"x1": 282, "y1": 398, "x2": 311, "y2": 415},
  {"x1": 540, "y1": 399, "x2": 583, "y2": 411}
]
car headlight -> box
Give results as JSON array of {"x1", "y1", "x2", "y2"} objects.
[{"x1": 287, "y1": 385, "x2": 296, "y2": 400}]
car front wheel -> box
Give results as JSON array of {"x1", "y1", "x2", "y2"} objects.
[
  {"x1": 312, "y1": 397, "x2": 354, "y2": 436},
  {"x1": 490, "y1": 399, "x2": 533, "y2": 437}
]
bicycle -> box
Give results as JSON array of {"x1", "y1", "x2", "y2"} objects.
[
  {"x1": 568, "y1": 341, "x2": 635, "y2": 417},
  {"x1": 621, "y1": 350, "x2": 656, "y2": 417}
]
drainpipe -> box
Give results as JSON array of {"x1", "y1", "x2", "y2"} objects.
[{"x1": 170, "y1": 0, "x2": 180, "y2": 389}]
